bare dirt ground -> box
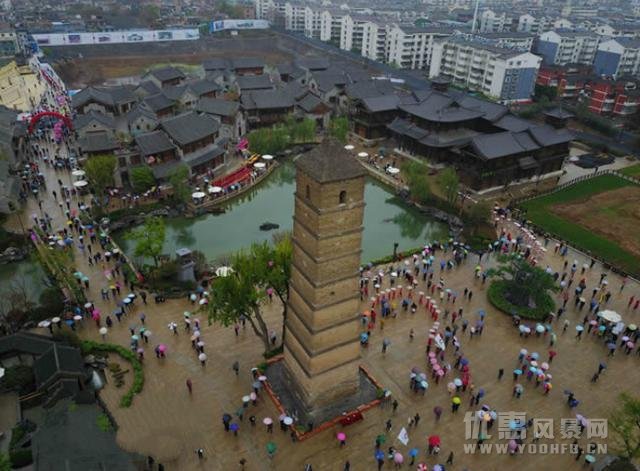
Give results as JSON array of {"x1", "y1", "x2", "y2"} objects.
[
  {"x1": 551, "y1": 186, "x2": 640, "y2": 259},
  {"x1": 50, "y1": 33, "x2": 296, "y2": 87}
]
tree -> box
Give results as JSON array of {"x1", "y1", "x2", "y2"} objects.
[
  {"x1": 610, "y1": 392, "x2": 640, "y2": 460},
  {"x1": 206, "y1": 237, "x2": 293, "y2": 352},
  {"x1": 130, "y1": 166, "x2": 156, "y2": 193},
  {"x1": 534, "y1": 84, "x2": 557, "y2": 103},
  {"x1": 168, "y1": 164, "x2": 190, "y2": 204},
  {"x1": 84, "y1": 155, "x2": 116, "y2": 201},
  {"x1": 466, "y1": 201, "x2": 491, "y2": 234},
  {"x1": 0, "y1": 452, "x2": 10, "y2": 471},
  {"x1": 127, "y1": 216, "x2": 166, "y2": 267},
  {"x1": 402, "y1": 160, "x2": 431, "y2": 205},
  {"x1": 329, "y1": 117, "x2": 349, "y2": 143},
  {"x1": 487, "y1": 254, "x2": 559, "y2": 309},
  {"x1": 437, "y1": 167, "x2": 459, "y2": 206}
]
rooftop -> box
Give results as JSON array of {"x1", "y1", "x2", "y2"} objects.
[
  {"x1": 161, "y1": 112, "x2": 219, "y2": 146},
  {"x1": 135, "y1": 130, "x2": 175, "y2": 156},
  {"x1": 295, "y1": 140, "x2": 365, "y2": 183},
  {"x1": 196, "y1": 98, "x2": 240, "y2": 117},
  {"x1": 146, "y1": 66, "x2": 185, "y2": 83}
]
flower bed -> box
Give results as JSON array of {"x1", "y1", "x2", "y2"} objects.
[{"x1": 487, "y1": 280, "x2": 555, "y2": 321}]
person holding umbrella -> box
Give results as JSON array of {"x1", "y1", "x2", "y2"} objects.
[{"x1": 337, "y1": 432, "x2": 346, "y2": 447}]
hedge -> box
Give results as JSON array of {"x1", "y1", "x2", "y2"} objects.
[
  {"x1": 487, "y1": 280, "x2": 555, "y2": 321},
  {"x1": 80, "y1": 340, "x2": 144, "y2": 408}
]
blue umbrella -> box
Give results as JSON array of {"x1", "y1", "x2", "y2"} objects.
[
  {"x1": 513, "y1": 369, "x2": 522, "y2": 375},
  {"x1": 460, "y1": 358, "x2": 469, "y2": 366},
  {"x1": 375, "y1": 450, "x2": 385, "y2": 461},
  {"x1": 478, "y1": 310, "x2": 486, "y2": 316},
  {"x1": 230, "y1": 423, "x2": 239, "y2": 432},
  {"x1": 409, "y1": 448, "x2": 419, "y2": 457}
]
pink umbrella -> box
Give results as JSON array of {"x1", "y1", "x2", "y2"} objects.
[
  {"x1": 394, "y1": 452, "x2": 404, "y2": 464},
  {"x1": 158, "y1": 344, "x2": 167, "y2": 353},
  {"x1": 263, "y1": 417, "x2": 273, "y2": 425},
  {"x1": 436, "y1": 370, "x2": 445, "y2": 377},
  {"x1": 336, "y1": 432, "x2": 346, "y2": 441},
  {"x1": 540, "y1": 362, "x2": 550, "y2": 370},
  {"x1": 428, "y1": 352, "x2": 437, "y2": 358},
  {"x1": 92, "y1": 308, "x2": 101, "y2": 316},
  {"x1": 91, "y1": 311, "x2": 100, "y2": 321},
  {"x1": 627, "y1": 341, "x2": 635, "y2": 349},
  {"x1": 417, "y1": 464, "x2": 428, "y2": 471},
  {"x1": 508, "y1": 439, "x2": 518, "y2": 452}
]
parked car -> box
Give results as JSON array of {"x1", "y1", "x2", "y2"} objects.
[
  {"x1": 127, "y1": 34, "x2": 143, "y2": 42},
  {"x1": 158, "y1": 31, "x2": 173, "y2": 40},
  {"x1": 97, "y1": 35, "x2": 111, "y2": 43}
]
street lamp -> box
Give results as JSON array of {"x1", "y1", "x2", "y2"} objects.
[{"x1": 393, "y1": 242, "x2": 399, "y2": 261}]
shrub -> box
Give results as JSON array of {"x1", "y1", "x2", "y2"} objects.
[
  {"x1": 96, "y1": 413, "x2": 112, "y2": 432},
  {"x1": 80, "y1": 340, "x2": 144, "y2": 408},
  {"x1": 9, "y1": 449, "x2": 32, "y2": 468},
  {"x1": 263, "y1": 345, "x2": 283, "y2": 359},
  {"x1": 488, "y1": 280, "x2": 555, "y2": 321}
]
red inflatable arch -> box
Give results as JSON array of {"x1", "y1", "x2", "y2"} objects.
[{"x1": 27, "y1": 111, "x2": 73, "y2": 134}]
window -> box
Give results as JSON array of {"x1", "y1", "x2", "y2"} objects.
[
  {"x1": 306, "y1": 184, "x2": 310, "y2": 199},
  {"x1": 339, "y1": 190, "x2": 346, "y2": 204}
]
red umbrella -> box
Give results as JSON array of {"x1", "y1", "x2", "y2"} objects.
[
  {"x1": 428, "y1": 435, "x2": 441, "y2": 447},
  {"x1": 417, "y1": 464, "x2": 428, "y2": 471}
]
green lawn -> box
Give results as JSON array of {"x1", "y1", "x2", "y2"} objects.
[
  {"x1": 521, "y1": 174, "x2": 640, "y2": 277},
  {"x1": 619, "y1": 163, "x2": 640, "y2": 180}
]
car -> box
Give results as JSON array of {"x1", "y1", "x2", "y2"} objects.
[
  {"x1": 97, "y1": 35, "x2": 111, "y2": 43},
  {"x1": 127, "y1": 34, "x2": 143, "y2": 42},
  {"x1": 68, "y1": 34, "x2": 81, "y2": 44},
  {"x1": 158, "y1": 31, "x2": 173, "y2": 40}
]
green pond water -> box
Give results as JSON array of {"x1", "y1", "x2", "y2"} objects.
[
  {"x1": 116, "y1": 161, "x2": 449, "y2": 264},
  {"x1": 0, "y1": 255, "x2": 49, "y2": 301}
]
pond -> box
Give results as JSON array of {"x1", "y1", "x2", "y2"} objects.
[
  {"x1": 116, "y1": 161, "x2": 449, "y2": 264},
  {"x1": 0, "y1": 256, "x2": 49, "y2": 302}
]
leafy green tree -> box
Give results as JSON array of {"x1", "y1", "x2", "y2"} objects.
[
  {"x1": 610, "y1": 392, "x2": 640, "y2": 460},
  {"x1": 466, "y1": 201, "x2": 491, "y2": 234},
  {"x1": 168, "y1": 164, "x2": 190, "y2": 204},
  {"x1": 292, "y1": 118, "x2": 316, "y2": 143},
  {"x1": 487, "y1": 254, "x2": 559, "y2": 309},
  {"x1": 534, "y1": 84, "x2": 557, "y2": 103},
  {"x1": 84, "y1": 155, "x2": 116, "y2": 201},
  {"x1": 127, "y1": 216, "x2": 166, "y2": 267},
  {"x1": 329, "y1": 117, "x2": 349, "y2": 143},
  {"x1": 0, "y1": 452, "x2": 10, "y2": 471},
  {"x1": 248, "y1": 125, "x2": 291, "y2": 155},
  {"x1": 130, "y1": 166, "x2": 156, "y2": 193},
  {"x1": 206, "y1": 237, "x2": 293, "y2": 352},
  {"x1": 402, "y1": 160, "x2": 431, "y2": 205},
  {"x1": 437, "y1": 167, "x2": 459, "y2": 205}
]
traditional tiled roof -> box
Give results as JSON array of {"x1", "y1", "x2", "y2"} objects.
[
  {"x1": 295, "y1": 139, "x2": 365, "y2": 183},
  {"x1": 73, "y1": 111, "x2": 116, "y2": 130},
  {"x1": 196, "y1": 98, "x2": 239, "y2": 117},
  {"x1": 161, "y1": 112, "x2": 219, "y2": 146},
  {"x1": 135, "y1": 130, "x2": 175, "y2": 156}
]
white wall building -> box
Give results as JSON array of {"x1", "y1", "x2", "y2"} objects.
[
  {"x1": 593, "y1": 38, "x2": 640, "y2": 78},
  {"x1": 535, "y1": 30, "x2": 600, "y2": 65},
  {"x1": 429, "y1": 35, "x2": 542, "y2": 103},
  {"x1": 478, "y1": 9, "x2": 511, "y2": 33},
  {"x1": 386, "y1": 26, "x2": 451, "y2": 69}
]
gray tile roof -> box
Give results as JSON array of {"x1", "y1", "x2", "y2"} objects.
[
  {"x1": 295, "y1": 139, "x2": 365, "y2": 183},
  {"x1": 202, "y1": 58, "x2": 230, "y2": 71},
  {"x1": 471, "y1": 131, "x2": 540, "y2": 159},
  {"x1": 161, "y1": 112, "x2": 219, "y2": 146},
  {"x1": 183, "y1": 145, "x2": 225, "y2": 168},
  {"x1": 361, "y1": 95, "x2": 401, "y2": 113},
  {"x1": 80, "y1": 131, "x2": 119, "y2": 153},
  {"x1": 494, "y1": 114, "x2": 534, "y2": 132},
  {"x1": 143, "y1": 93, "x2": 175, "y2": 112},
  {"x1": 387, "y1": 117, "x2": 429, "y2": 140},
  {"x1": 71, "y1": 86, "x2": 136, "y2": 109},
  {"x1": 231, "y1": 57, "x2": 265, "y2": 70},
  {"x1": 295, "y1": 57, "x2": 330, "y2": 71},
  {"x1": 147, "y1": 66, "x2": 185, "y2": 83},
  {"x1": 188, "y1": 79, "x2": 221, "y2": 96},
  {"x1": 196, "y1": 98, "x2": 239, "y2": 117},
  {"x1": 135, "y1": 80, "x2": 161, "y2": 96},
  {"x1": 345, "y1": 80, "x2": 398, "y2": 100},
  {"x1": 455, "y1": 95, "x2": 508, "y2": 122},
  {"x1": 241, "y1": 89, "x2": 295, "y2": 110},
  {"x1": 162, "y1": 85, "x2": 189, "y2": 101},
  {"x1": 135, "y1": 130, "x2": 175, "y2": 156},
  {"x1": 126, "y1": 105, "x2": 158, "y2": 124},
  {"x1": 296, "y1": 93, "x2": 325, "y2": 113},
  {"x1": 237, "y1": 74, "x2": 274, "y2": 91},
  {"x1": 33, "y1": 343, "x2": 85, "y2": 388},
  {"x1": 0, "y1": 332, "x2": 58, "y2": 357},
  {"x1": 544, "y1": 108, "x2": 574, "y2": 120},
  {"x1": 528, "y1": 125, "x2": 573, "y2": 146},
  {"x1": 73, "y1": 111, "x2": 116, "y2": 130}
]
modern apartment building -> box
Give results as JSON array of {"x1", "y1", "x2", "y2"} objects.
[
  {"x1": 386, "y1": 26, "x2": 451, "y2": 69},
  {"x1": 593, "y1": 38, "x2": 640, "y2": 79},
  {"x1": 429, "y1": 35, "x2": 541, "y2": 103},
  {"x1": 535, "y1": 30, "x2": 600, "y2": 66}
]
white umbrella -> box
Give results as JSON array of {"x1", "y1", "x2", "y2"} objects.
[
  {"x1": 215, "y1": 266, "x2": 234, "y2": 277},
  {"x1": 192, "y1": 191, "x2": 206, "y2": 199},
  {"x1": 208, "y1": 186, "x2": 223, "y2": 194},
  {"x1": 99, "y1": 327, "x2": 108, "y2": 335},
  {"x1": 387, "y1": 167, "x2": 400, "y2": 175},
  {"x1": 600, "y1": 310, "x2": 622, "y2": 323},
  {"x1": 261, "y1": 154, "x2": 274, "y2": 160},
  {"x1": 569, "y1": 156, "x2": 579, "y2": 162},
  {"x1": 253, "y1": 162, "x2": 266, "y2": 169},
  {"x1": 71, "y1": 169, "x2": 85, "y2": 177},
  {"x1": 73, "y1": 180, "x2": 88, "y2": 188},
  {"x1": 198, "y1": 353, "x2": 207, "y2": 362},
  {"x1": 357, "y1": 152, "x2": 368, "y2": 158},
  {"x1": 344, "y1": 145, "x2": 355, "y2": 151},
  {"x1": 0, "y1": 367, "x2": 4, "y2": 379}
]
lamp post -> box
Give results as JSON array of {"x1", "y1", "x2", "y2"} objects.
[{"x1": 393, "y1": 242, "x2": 399, "y2": 261}]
